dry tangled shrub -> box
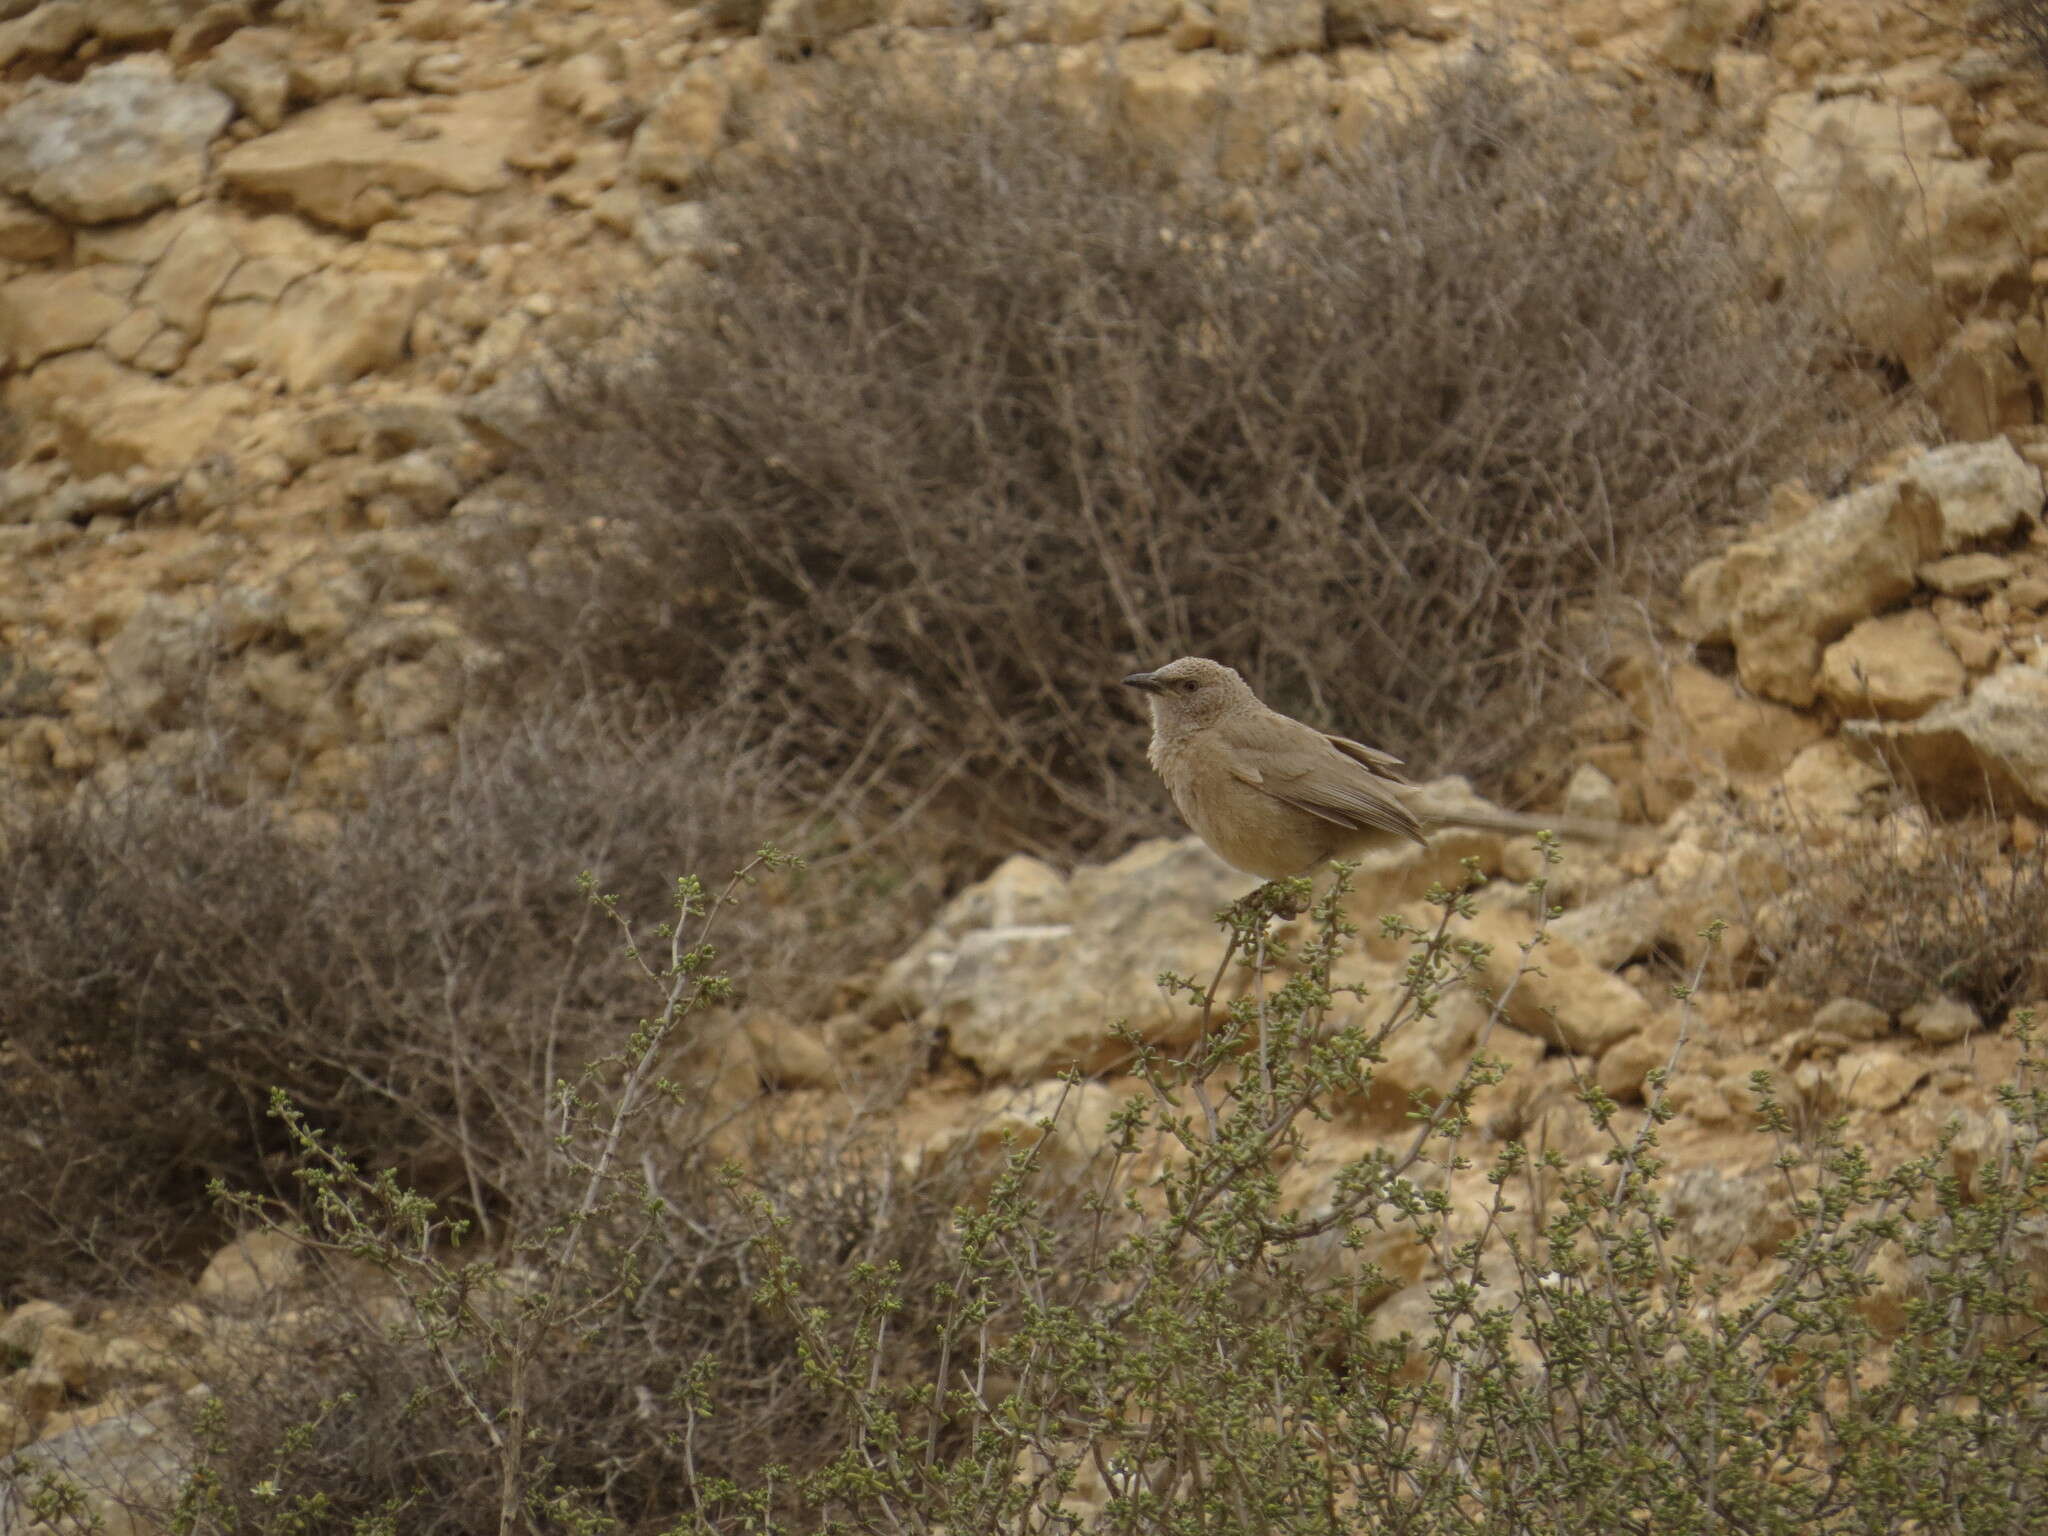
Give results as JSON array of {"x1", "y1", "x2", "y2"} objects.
[
  {"x1": 171, "y1": 1131, "x2": 982, "y2": 1536},
  {"x1": 1760, "y1": 802, "x2": 2048, "y2": 1018},
  {"x1": 1976, "y1": 0, "x2": 2048, "y2": 67},
  {"x1": 0, "y1": 702, "x2": 911, "y2": 1297},
  {"x1": 483, "y1": 57, "x2": 1845, "y2": 867}
]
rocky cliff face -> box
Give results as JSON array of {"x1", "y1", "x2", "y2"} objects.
[{"x1": 0, "y1": 0, "x2": 2037, "y2": 817}]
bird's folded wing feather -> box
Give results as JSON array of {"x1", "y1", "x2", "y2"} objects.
[
  {"x1": 1218, "y1": 715, "x2": 1428, "y2": 845},
  {"x1": 1325, "y1": 732, "x2": 1410, "y2": 782}
]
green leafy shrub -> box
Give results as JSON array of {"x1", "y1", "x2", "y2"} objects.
[{"x1": 150, "y1": 851, "x2": 2047, "y2": 1535}]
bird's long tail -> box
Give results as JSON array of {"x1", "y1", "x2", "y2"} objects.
[{"x1": 1426, "y1": 807, "x2": 1622, "y2": 843}]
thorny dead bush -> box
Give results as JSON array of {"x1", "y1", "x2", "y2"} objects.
[
  {"x1": 487, "y1": 58, "x2": 1846, "y2": 868},
  {"x1": 1760, "y1": 800, "x2": 2048, "y2": 1018},
  {"x1": 159, "y1": 860, "x2": 996, "y2": 1536},
  {"x1": 166, "y1": 1130, "x2": 980, "y2": 1536},
  {"x1": 0, "y1": 703, "x2": 912, "y2": 1298},
  {"x1": 1976, "y1": 0, "x2": 2048, "y2": 69}
]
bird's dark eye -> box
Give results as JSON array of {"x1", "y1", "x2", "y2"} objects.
[{"x1": 1179, "y1": 681, "x2": 1198, "y2": 693}]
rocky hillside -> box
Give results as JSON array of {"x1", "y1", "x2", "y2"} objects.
[
  {"x1": 0, "y1": 0, "x2": 2036, "y2": 813},
  {"x1": 4, "y1": 0, "x2": 2048, "y2": 1528}
]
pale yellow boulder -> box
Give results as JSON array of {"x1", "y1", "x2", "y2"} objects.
[{"x1": 1819, "y1": 609, "x2": 1967, "y2": 719}]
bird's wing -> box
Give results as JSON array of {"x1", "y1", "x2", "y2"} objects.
[
  {"x1": 1324, "y1": 732, "x2": 1410, "y2": 783},
  {"x1": 1217, "y1": 712, "x2": 1428, "y2": 847}
]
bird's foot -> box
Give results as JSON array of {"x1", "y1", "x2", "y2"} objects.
[{"x1": 1252, "y1": 880, "x2": 1304, "y2": 922}]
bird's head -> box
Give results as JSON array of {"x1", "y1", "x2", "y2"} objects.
[{"x1": 1121, "y1": 656, "x2": 1252, "y2": 733}]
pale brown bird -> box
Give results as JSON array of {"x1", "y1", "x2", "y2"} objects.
[{"x1": 1123, "y1": 656, "x2": 1601, "y2": 880}]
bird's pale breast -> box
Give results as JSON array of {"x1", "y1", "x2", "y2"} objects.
[{"x1": 1154, "y1": 731, "x2": 1341, "y2": 879}]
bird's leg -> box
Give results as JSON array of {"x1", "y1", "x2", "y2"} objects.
[
  {"x1": 1253, "y1": 920, "x2": 1274, "y2": 1105},
  {"x1": 1253, "y1": 879, "x2": 1303, "y2": 922}
]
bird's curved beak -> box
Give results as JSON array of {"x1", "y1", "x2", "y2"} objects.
[{"x1": 1121, "y1": 671, "x2": 1163, "y2": 694}]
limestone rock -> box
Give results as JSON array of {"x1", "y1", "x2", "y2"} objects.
[
  {"x1": 197, "y1": 1231, "x2": 305, "y2": 1307},
  {"x1": 1169, "y1": 1, "x2": 1215, "y2": 48},
  {"x1": 1562, "y1": 761, "x2": 1623, "y2": 824},
  {"x1": 353, "y1": 656, "x2": 463, "y2": 738},
  {"x1": 1466, "y1": 907, "x2": 1653, "y2": 1054},
  {"x1": 267, "y1": 265, "x2": 436, "y2": 391},
  {"x1": 1550, "y1": 879, "x2": 1663, "y2": 971},
  {"x1": 1682, "y1": 477, "x2": 1943, "y2": 706},
  {"x1": 349, "y1": 449, "x2": 463, "y2": 524},
  {"x1": 101, "y1": 595, "x2": 214, "y2": 729},
  {"x1": 1918, "y1": 551, "x2": 2016, "y2": 597},
  {"x1": 636, "y1": 200, "x2": 722, "y2": 265},
  {"x1": 1911, "y1": 437, "x2": 2044, "y2": 549},
  {"x1": 948, "y1": 852, "x2": 1072, "y2": 933},
  {"x1": 1668, "y1": 1164, "x2": 1795, "y2": 1264},
  {"x1": 1650, "y1": 802, "x2": 1786, "y2": 972},
  {"x1": 1359, "y1": 988, "x2": 1495, "y2": 1119},
  {"x1": 1776, "y1": 739, "x2": 1890, "y2": 824},
  {"x1": 1658, "y1": 0, "x2": 1762, "y2": 75},
  {"x1": 32, "y1": 1325, "x2": 105, "y2": 1391},
  {"x1": 1657, "y1": 662, "x2": 1825, "y2": 775},
  {"x1": 1326, "y1": 0, "x2": 1425, "y2": 45},
  {"x1": 1, "y1": 1361, "x2": 66, "y2": 1423},
  {"x1": 925, "y1": 1080, "x2": 1121, "y2": 1182},
  {"x1": 1931, "y1": 319, "x2": 2033, "y2": 442},
  {"x1": 1211, "y1": 0, "x2": 1322, "y2": 55},
  {"x1": 103, "y1": 308, "x2": 167, "y2": 370},
  {"x1": 1838, "y1": 1044, "x2": 1929, "y2": 1111},
  {"x1": 90, "y1": 0, "x2": 215, "y2": 44},
  {"x1": 0, "y1": 1301, "x2": 74, "y2": 1357},
  {"x1": 1114, "y1": 47, "x2": 1333, "y2": 178},
  {"x1": 1846, "y1": 661, "x2": 2048, "y2": 810},
  {"x1": 630, "y1": 44, "x2": 768, "y2": 189},
  {"x1": 1705, "y1": 52, "x2": 1774, "y2": 130},
  {"x1": 1613, "y1": 653, "x2": 1821, "y2": 787},
  {"x1": 1762, "y1": 90, "x2": 2012, "y2": 385},
  {"x1": 2008, "y1": 573, "x2": 2048, "y2": 610},
  {"x1": 0, "y1": 269, "x2": 127, "y2": 368},
  {"x1": 0, "y1": 461, "x2": 63, "y2": 522},
  {"x1": 220, "y1": 88, "x2": 531, "y2": 229},
  {"x1": 1813, "y1": 997, "x2": 1890, "y2": 1040},
  {"x1": 761, "y1": 0, "x2": 882, "y2": 55},
  {"x1": 135, "y1": 211, "x2": 242, "y2": 336},
  {"x1": 870, "y1": 854, "x2": 1068, "y2": 1012},
  {"x1": 1596, "y1": 1014, "x2": 1679, "y2": 1101},
  {"x1": 354, "y1": 37, "x2": 422, "y2": 98},
  {"x1": 282, "y1": 559, "x2": 369, "y2": 648},
  {"x1": 242, "y1": 650, "x2": 324, "y2": 719},
  {"x1": 989, "y1": 0, "x2": 1178, "y2": 43},
  {"x1": 889, "y1": 0, "x2": 962, "y2": 23},
  {"x1": 0, "y1": 0, "x2": 91, "y2": 68},
  {"x1": 0, "y1": 192, "x2": 65, "y2": 260},
  {"x1": 205, "y1": 27, "x2": 292, "y2": 130},
  {"x1": 43, "y1": 471, "x2": 175, "y2": 523},
  {"x1": 1939, "y1": 616, "x2": 2003, "y2": 673},
  {"x1": 0, "y1": 58, "x2": 232, "y2": 224},
  {"x1": 1902, "y1": 993, "x2": 1980, "y2": 1045},
  {"x1": 0, "y1": 1390, "x2": 196, "y2": 1533},
  {"x1": 742, "y1": 1012, "x2": 838, "y2": 1088},
  {"x1": 11, "y1": 353, "x2": 250, "y2": 474},
  {"x1": 873, "y1": 836, "x2": 1243, "y2": 1079},
  {"x1": 1818, "y1": 609, "x2": 1967, "y2": 720}
]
